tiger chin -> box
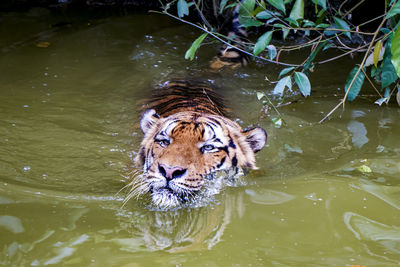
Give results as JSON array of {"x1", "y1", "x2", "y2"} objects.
[{"x1": 130, "y1": 80, "x2": 267, "y2": 209}]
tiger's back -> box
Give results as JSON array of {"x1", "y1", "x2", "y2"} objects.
[{"x1": 144, "y1": 80, "x2": 229, "y2": 118}]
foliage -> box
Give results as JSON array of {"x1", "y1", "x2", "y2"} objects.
[{"x1": 158, "y1": 0, "x2": 400, "y2": 122}]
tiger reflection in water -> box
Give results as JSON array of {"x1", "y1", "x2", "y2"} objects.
[{"x1": 119, "y1": 191, "x2": 246, "y2": 252}]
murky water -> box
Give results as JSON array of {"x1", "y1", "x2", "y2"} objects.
[{"x1": 1, "y1": 9, "x2": 400, "y2": 266}]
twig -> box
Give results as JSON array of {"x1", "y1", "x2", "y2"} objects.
[
  {"x1": 338, "y1": 0, "x2": 351, "y2": 15},
  {"x1": 261, "y1": 93, "x2": 286, "y2": 124},
  {"x1": 278, "y1": 26, "x2": 376, "y2": 36},
  {"x1": 335, "y1": 35, "x2": 353, "y2": 50},
  {"x1": 341, "y1": 0, "x2": 366, "y2": 19},
  {"x1": 156, "y1": 10, "x2": 301, "y2": 67},
  {"x1": 212, "y1": 0, "x2": 217, "y2": 18},
  {"x1": 319, "y1": 10, "x2": 389, "y2": 123},
  {"x1": 317, "y1": 35, "x2": 389, "y2": 64},
  {"x1": 319, "y1": 99, "x2": 345, "y2": 123},
  {"x1": 300, "y1": 35, "x2": 323, "y2": 66},
  {"x1": 317, "y1": 44, "x2": 367, "y2": 64},
  {"x1": 193, "y1": 1, "x2": 213, "y2": 29},
  {"x1": 254, "y1": 0, "x2": 289, "y2": 27},
  {"x1": 361, "y1": 67, "x2": 383, "y2": 98}
]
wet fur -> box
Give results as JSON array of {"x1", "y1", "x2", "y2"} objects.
[{"x1": 130, "y1": 80, "x2": 267, "y2": 208}]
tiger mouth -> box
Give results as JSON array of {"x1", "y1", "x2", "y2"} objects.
[
  {"x1": 149, "y1": 181, "x2": 201, "y2": 208},
  {"x1": 144, "y1": 169, "x2": 235, "y2": 208},
  {"x1": 151, "y1": 185, "x2": 194, "y2": 199},
  {"x1": 154, "y1": 187, "x2": 177, "y2": 196},
  {"x1": 151, "y1": 188, "x2": 185, "y2": 208}
]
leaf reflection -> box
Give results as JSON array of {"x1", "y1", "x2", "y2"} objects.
[
  {"x1": 245, "y1": 188, "x2": 295, "y2": 205},
  {"x1": 344, "y1": 212, "x2": 400, "y2": 253},
  {"x1": 354, "y1": 180, "x2": 400, "y2": 210},
  {"x1": 0, "y1": 215, "x2": 24, "y2": 234}
]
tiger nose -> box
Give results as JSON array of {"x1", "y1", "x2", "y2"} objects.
[{"x1": 158, "y1": 163, "x2": 187, "y2": 180}]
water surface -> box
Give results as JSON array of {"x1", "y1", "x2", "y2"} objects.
[{"x1": 1, "y1": 9, "x2": 400, "y2": 266}]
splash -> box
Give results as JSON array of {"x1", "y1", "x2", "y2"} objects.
[{"x1": 122, "y1": 167, "x2": 246, "y2": 210}]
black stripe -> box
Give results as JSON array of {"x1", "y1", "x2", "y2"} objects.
[
  {"x1": 232, "y1": 155, "x2": 237, "y2": 167},
  {"x1": 216, "y1": 156, "x2": 226, "y2": 168},
  {"x1": 229, "y1": 137, "x2": 236, "y2": 148},
  {"x1": 220, "y1": 146, "x2": 229, "y2": 153},
  {"x1": 207, "y1": 117, "x2": 222, "y2": 126}
]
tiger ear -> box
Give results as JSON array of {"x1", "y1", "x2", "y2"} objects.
[
  {"x1": 243, "y1": 127, "x2": 267, "y2": 153},
  {"x1": 140, "y1": 109, "x2": 160, "y2": 134}
]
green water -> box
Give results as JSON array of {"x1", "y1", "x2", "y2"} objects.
[{"x1": 1, "y1": 9, "x2": 400, "y2": 266}]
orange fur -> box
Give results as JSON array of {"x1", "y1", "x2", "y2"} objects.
[{"x1": 133, "y1": 81, "x2": 267, "y2": 208}]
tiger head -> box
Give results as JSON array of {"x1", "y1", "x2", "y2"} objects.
[{"x1": 133, "y1": 109, "x2": 267, "y2": 208}]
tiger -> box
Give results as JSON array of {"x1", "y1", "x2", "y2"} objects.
[
  {"x1": 130, "y1": 80, "x2": 267, "y2": 208},
  {"x1": 126, "y1": 1, "x2": 264, "y2": 208}
]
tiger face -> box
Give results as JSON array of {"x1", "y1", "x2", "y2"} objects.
[{"x1": 134, "y1": 109, "x2": 267, "y2": 208}]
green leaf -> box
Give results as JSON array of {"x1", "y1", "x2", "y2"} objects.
[
  {"x1": 333, "y1": 16, "x2": 351, "y2": 40},
  {"x1": 381, "y1": 65, "x2": 397, "y2": 89},
  {"x1": 303, "y1": 41, "x2": 326, "y2": 72},
  {"x1": 311, "y1": 0, "x2": 326, "y2": 10},
  {"x1": 285, "y1": 17, "x2": 299, "y2": 27},
  {"x1": 274, "y1": 23, "x2": 286, "y2": 28},
  {"x1": 386, "y1": 1, "x2": 400, "y2": 19},
  {"x1": 272, "y1": 117, "x2": 282, "y2": 128},
  {"x1": 240, "y1": 17, "x2": 263, "y2": 27},
  {"x1": 371, "y1": 65, "x2": 380, "y2": 82},
  {"x1": 253, "y1": 31, "x2": 273, "y2": 56},
  {"x1": 238, "y1": 0, "x2": 263, "y2": 27},
  {"x1": 257, "y1": 91, "x2": 265, "y2": 100},
  {"x1": 384, "y1": 87, "x2": 390, "y2": 98},
  {"x1": 177, "y1": 0, "x2": 189, "y2": 18},
  {"x1": 239, "y1": 17, "x2": 263, "y2": 27},
  {"x1": 240, "y1": 0, "x2": 256, "y2": 13},
  {"x1": 278, "y1": 67, "x2": 295, "y2": 78},
  {"x1": 382, "y1": 40, "x2": 398, "y2": 88},
  {"x1": 224, "y1": 3, "x2": 238, "y2": 10},
  {"x1": 391, "y1": 27, "x2": 400, "y2": 79},
  {"x1": 357, "y1": 165, "x2": 372, "y2": 173},
  {"x1": 282, "y1": 27, "x2": 290, "y2": 39},
  {"x1": 254, "y1": 5, "x2": 265, "y2": 15},
  {"x1": 267, "y1": 17, "x2": 280, "y2": 24},
  {"x1": 294, "y1": 72, "x2": 311, "y2": 97},
  {"x1": 266, "y1": 0, "x2": 286, "y2": 14},
  {"x1": 273, "y1": 76, "x2": 291, "y2": 95},
  {"x1": 267, "y1": 45, "x2": 277, "y2": 60},
  {"x1": 345, "y1": 67, "x2": 365, "y2": 102},
  {"x1": 316, "y1": 8, "x2": 326, "y2": 23},
  {"x1": 303, "y1": 20, "x2": 315, "y2": 27},
  {"x1": 316, "y1": 23, "x2": 330, "y2": 28},
  {"x1": 322, "y1": 43, "x2": 332, "y2": 50},
  {"x1": 256, "y1": 10, "x2": 274, "y2": 19},
  {"x1": 323, "y1": 28, "x2": 336, "y2": 37},
  {"x1": 184, "y1": 33, "x2": 208, "y2": 61},
  {"x1": 219, "y1": 0, "x2": 229, "y2": 14},
  {"x1": 289, "y1": 0, "x2": 304, "y2": 21}
]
